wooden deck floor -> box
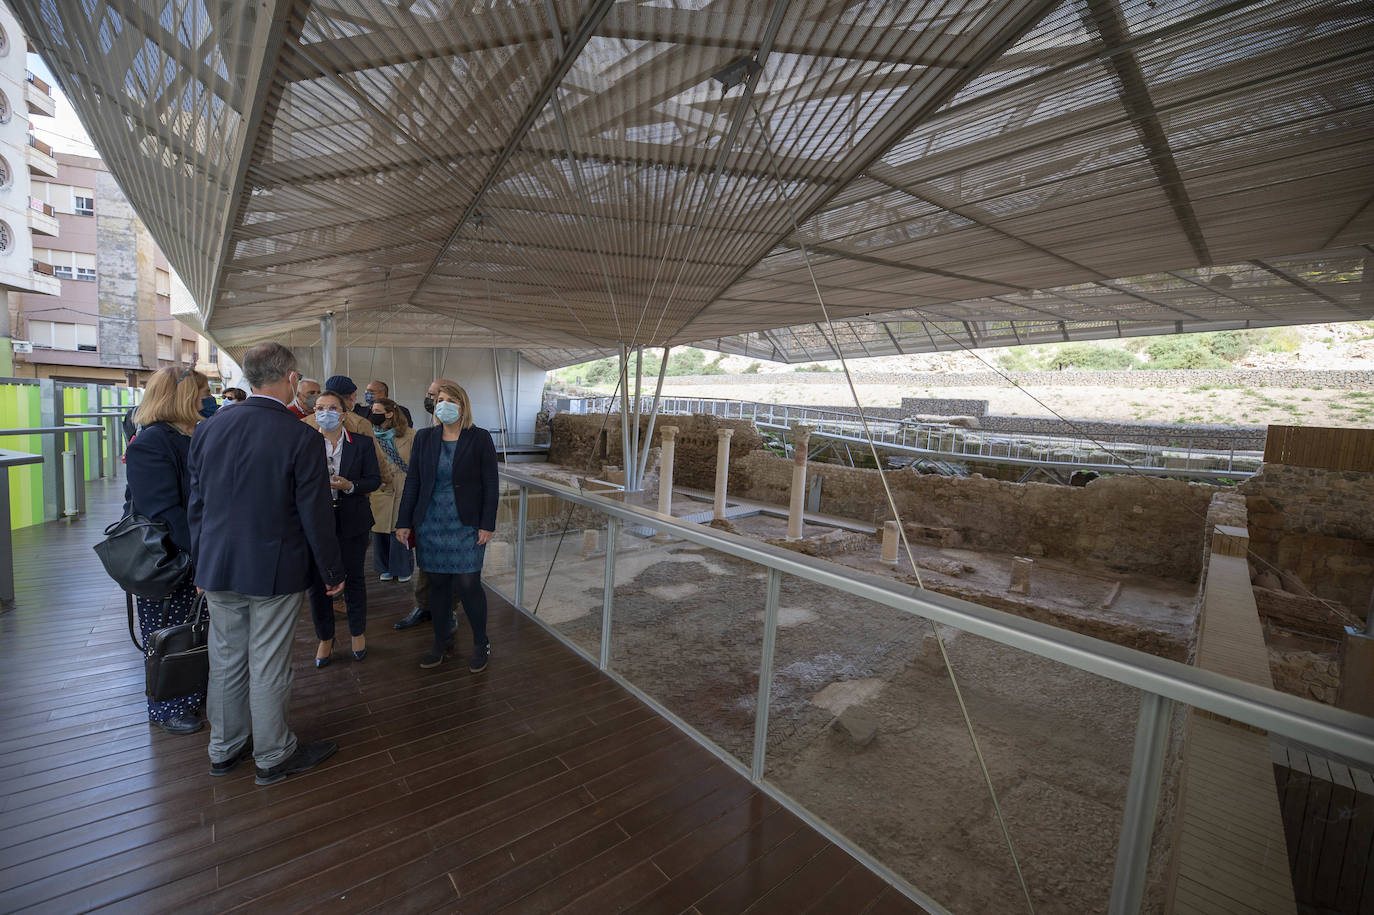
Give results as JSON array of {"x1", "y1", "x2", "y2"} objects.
[{"x1": 0, "y1": 476, "x2": 922, "y2": 914}]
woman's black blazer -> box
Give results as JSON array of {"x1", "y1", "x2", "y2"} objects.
[
  {"x1": 124, "y1": 421, "x2": 192, "y2": 553},
  {"x1": 397, "y1": 425, "x2": 499, "y2": 533},
  {"x1": 331, "y1": 431, "x2": 382, "y2": 538}
]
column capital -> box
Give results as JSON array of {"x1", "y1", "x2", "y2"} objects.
[
  {"x1": 716, "y1": 426, "x2": 734, "y2": 440},
  {"x1": 660, "y1": 425, "x2": 679, "y2": 441},
  {"x1": 791, "y1": 423, "x2": 813, "y2": 439}
]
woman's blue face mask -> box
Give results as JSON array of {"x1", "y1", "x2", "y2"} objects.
[
  {"x1": 198, "y1": 396, "x2": 218, "y2": 418},
  {"x1": 434, "y1": 401, "x2": 461, "y2": 425},
  {"x1": 315, "y1": 409, "x2": 343, "y2": 431}
]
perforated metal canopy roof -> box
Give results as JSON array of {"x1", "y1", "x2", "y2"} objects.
[{"x1": 13, "y1": 0, "x2": 1373, "y2": 368}]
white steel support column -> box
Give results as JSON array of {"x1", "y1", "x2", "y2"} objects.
[
  {"x1": 319, "y1": 313, "x2": 337, "y2": 381},
  {"x1": 633, "y1": 345, "x2": 671, "y2": 490},
  {"x1": 787, "y1": 425, "x2": 812, "y2": 541},
  {"x1": 618, "y1": 343, "x2": 631, "y2": 486},
  {"x1": 713, "y1": 427, "x2": 734, "y2": 521}
]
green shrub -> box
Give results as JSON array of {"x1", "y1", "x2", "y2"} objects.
[
  {"x1": 743, "y1": 361, "x2": 762, "y2": 374},
  {"x1": 1144, "y1": 337, "x2": 1230, "y2": 369},
  {"x1": 1043, "y1": 344, "x2": 1139, "y2": 371}
]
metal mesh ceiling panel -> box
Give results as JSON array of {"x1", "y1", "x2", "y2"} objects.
[{"x1": 13, "y1": 0, "x2": 1372, "y2": 366}]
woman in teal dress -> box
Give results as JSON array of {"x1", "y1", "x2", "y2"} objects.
[{"x1": 395, "y1": 381, "x2": 499, "y2": 672}]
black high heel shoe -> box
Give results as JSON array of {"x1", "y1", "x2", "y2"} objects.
[{"x1": 315, "y1": 638, "x2": 335, "y2": 668}]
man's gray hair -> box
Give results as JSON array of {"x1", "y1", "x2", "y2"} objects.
[
  {"x1": 242, "y1": 342, "x2": 298, "y2": 390},
  {"x1": 297, "y1": 376, "x2": 319, "y2": 390}
]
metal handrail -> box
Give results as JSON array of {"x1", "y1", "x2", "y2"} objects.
[
  {"x1": 497, "y1": 468, "x2": 1371, "y2": 759},
  {"x1": 495, "y1": 467, "x2": 1373, "y2": 912}
]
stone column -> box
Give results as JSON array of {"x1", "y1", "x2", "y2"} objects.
[
  {"x1": 712, "y1": 427, "x2": 734, "y2": 521},
  {"x1": 787, "y1": 425, "x2": 812, "y2": 541},
  {"x1": 581, "y1": 528, "x2": 599, "y2": 558},
  {"x1": 657, "y1": 425, "x2": 679, "y2": 519},
  {"x1": 882, "y1": 521, "x2": 900, "y2": 564},
  {"x1": 1009, "y1": 557, "x2": 1033, "y2": 595}
]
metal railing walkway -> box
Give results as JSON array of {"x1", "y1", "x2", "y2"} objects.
[{"x1": 566, "y1": 395, "x2": 1263, "y2": 481}]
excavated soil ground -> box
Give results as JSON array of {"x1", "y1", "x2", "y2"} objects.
[{"x1": 485, "y1": 507, "x2": 1197, "y2": 914}]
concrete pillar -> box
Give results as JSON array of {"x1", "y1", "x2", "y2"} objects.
[
  {"x1": 1009, "y1": 557, "x2": 1033, "y2": 595},
  {"x1": 882, "y1": 521, "x2": 900, "y2": 564},
  {"x1": 657, "y1": 425, "x2": 679, "y2": 519},
  {"x1": 713, "y1": 427, "x2": 734, "y2": 521},
  {"x1": 787, "y1": 425, "x2": 812, "y2": 541},
  {"x1": 581, "y1": 528, "x2": 599, "y2": 558}
]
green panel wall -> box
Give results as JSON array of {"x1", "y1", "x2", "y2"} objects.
[
  {"x1": 2, "y1": 384, "x2": 43, "y2": 529},
  {"x1": 62, "y1": 387, "x2": 97, "y2": 481}
]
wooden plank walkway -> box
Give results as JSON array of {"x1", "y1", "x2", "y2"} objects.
[
  {"x1": 1170, "y1": 527, "x2": 1297, "y2": 915},
  {"x1": 0, "y1": 476, "x2": 922, "y2": 915}
]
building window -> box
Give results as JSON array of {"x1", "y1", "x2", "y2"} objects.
[
  {"x1": 73, "y1": 196, "x2": 94, "y2": 216},
  {"x1": 156, "y1": 334, "x2": 173, "y2": 360},
  {"x1": 75, "y1": 266, "x2": 95, "y2": 281},
  {"x1": 0, "y1": 92, "x2": 10, "y2": 125},
  {"x1": 0, "y1": 24, "x2": 8, "y2": 57},
  {"x1": 0, "y1": 221, "x2": 11, "y2": 254},
  {"x1": 29, "y1": 320, "x2": 96, "y2": 352},
  {"x1": 180, "y1": 339, "x2": 196, "y2": 363},
  {"x1": 209, "y1": 345, "x2": 219, "y2": 364},
  {"x1": 52, "y1": 264, "x2": 73, "y2": 279}
]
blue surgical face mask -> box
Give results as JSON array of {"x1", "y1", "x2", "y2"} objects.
[
  {"x1": 198, "y1": 397, "x2": 218, "y2": 418},
  {"x1": 315, "y1": 409, "x2": 343, "y2": 431},
  {"x1": 376, "y1": 427, "x2": 395, "y2": 441},
  {"x1": 434, "y1": 401, "x2": 461, "y2": 425},
  {"x1": 364, "y1": 390, "x2": 376, "y2": 405}
]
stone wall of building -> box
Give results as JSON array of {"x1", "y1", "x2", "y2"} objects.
[
  {"x1": 1239, "y1": 464, "x2": 1374, "y2": 617},
  {"x1": 734, "y1": 452, "x2": 1213, "y2": 580}
]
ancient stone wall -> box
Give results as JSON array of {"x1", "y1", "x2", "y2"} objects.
[
  {"x1": 735, "y1": 452, "x2": 1213, "y2": 580},
  {"x1": 1239, "y1": 464, "x2": 1374, "y2": 616}
]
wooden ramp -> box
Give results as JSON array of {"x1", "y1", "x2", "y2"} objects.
[
  {"x1": 0, "y1": 476, "x2": 923, "y2": 915},
  {"x1": 1169, "y1": 526, "x2": 1298, "y2": 915}
]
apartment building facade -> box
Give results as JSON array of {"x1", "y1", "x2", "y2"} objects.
[
  {"x1": 9, "y1": 151, "x2": 219, "y2": 385},
  {"x1": 0, "y1": 4, "x2": 61, "y2": 375}
]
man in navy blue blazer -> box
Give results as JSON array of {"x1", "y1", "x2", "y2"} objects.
[{"x1": 188, "y1": 342, "x2": 345, "y2": 787}]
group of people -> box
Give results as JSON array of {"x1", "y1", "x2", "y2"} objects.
[{"x1": 121, "y1": 342, "x2": 499, "y2": 786}]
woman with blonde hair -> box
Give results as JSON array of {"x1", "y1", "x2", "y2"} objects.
[
  {"x1": 124, "y1": 365, "x2": 215, "y2": 735},
  {"x1": 368, "y1": 396, "x2": 416, "y2": 583},
  {"x1": 396, "y1": 381, "x2": 498, "y2": 672}
]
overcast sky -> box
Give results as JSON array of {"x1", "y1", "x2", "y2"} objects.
[{"x1": 26, "y1": 52, "x2": 100, "y2": 158}]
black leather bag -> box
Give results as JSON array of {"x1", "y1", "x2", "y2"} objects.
[
  {"x1": 128, "y1": 592, "x2": 209, "y2": 701},
  {"x1": 94, "y1": 512, "x2": 192, "y2": 599}
]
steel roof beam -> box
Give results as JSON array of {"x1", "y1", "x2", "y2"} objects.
[{"x1": 1082, "y1": 0, "x2": 1211, "y2": 266}]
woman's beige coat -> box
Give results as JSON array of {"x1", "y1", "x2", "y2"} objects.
[{"x1": 369, "y1": 427, "x2": 416, "y2": 534}]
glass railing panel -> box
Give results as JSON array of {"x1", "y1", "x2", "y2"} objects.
[
  {"x1": 606, "y1": 514, "x2": 765, "y2": 771},
  {"x1": 761, "y1": 575, "x2": 1138, "y2": 914},
  {"x1": 483, "y1": 483, "x2": 603, "y2": 659}
]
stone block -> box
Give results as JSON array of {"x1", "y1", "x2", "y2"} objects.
[
  {"x1": 830, "y1": 706, "x2": 879, "y2": 748},
  {"x1": 1009, "y1": 557, "x2": 1033, "y2": 595}
]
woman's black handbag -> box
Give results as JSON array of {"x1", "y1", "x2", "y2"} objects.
[
  {"x1": 94, "y1": 512, "x2": 192, "y2": 599},
  {"x1": 128, "y1": 592, "x2": 209, "y2": 701}
]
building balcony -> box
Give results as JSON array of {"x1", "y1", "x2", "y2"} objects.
[
  {"x1": 26, "y1": 197, "x2": 59, "y2": 237},
  {"x1": 25, "y1": 134, "x2": 58, "y2": 178},
  {"x1": 28, "y1": 259, "x2": 61, "y2": 295},
  {"x1": 23, "y1": 72, "x2": 56, "y2": 118}
]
